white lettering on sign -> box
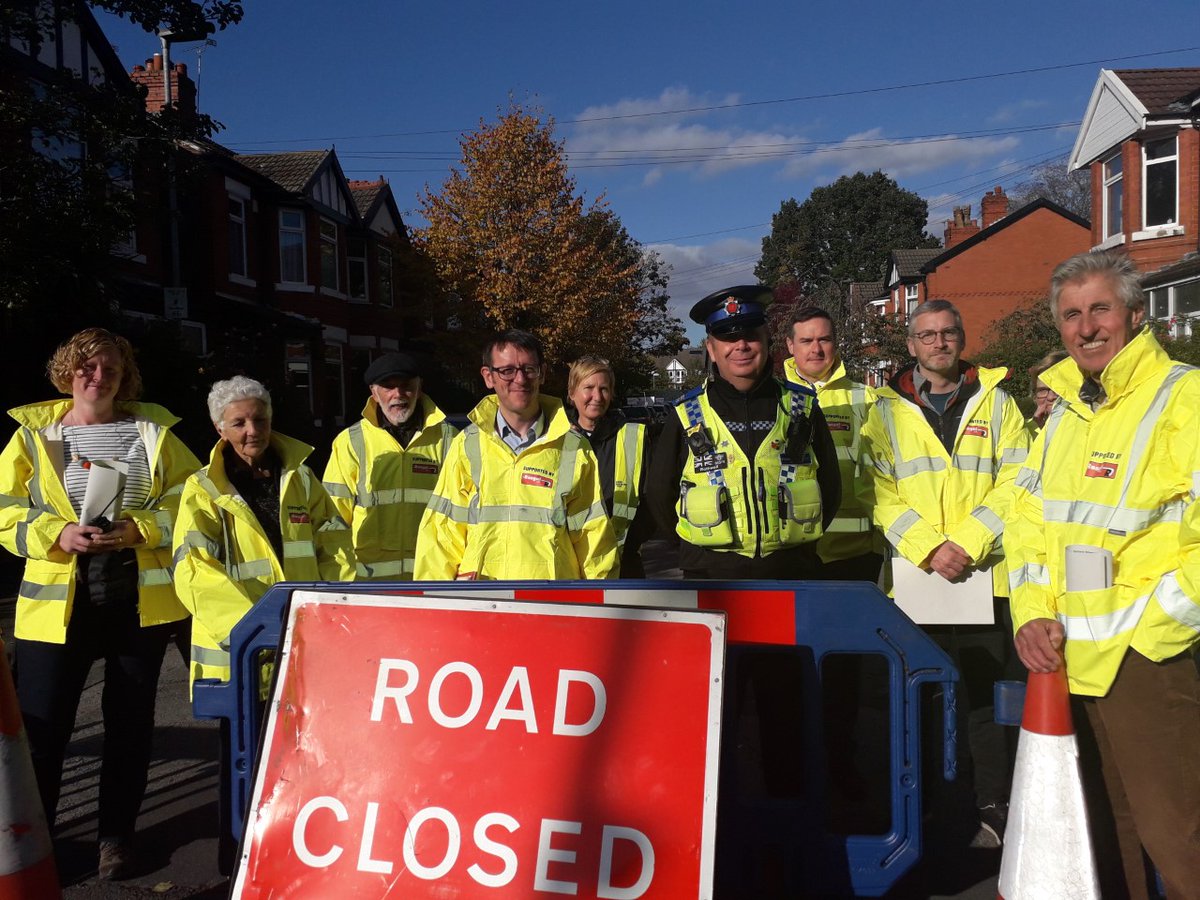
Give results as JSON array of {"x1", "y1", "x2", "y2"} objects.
[
  {"x1": 292, "y1": 796, "x2": 348, "y2": 867},
  {"x1": 289, "y1": 800, "x2": 654, "y2": 897},
  {"x1": 369, "y1": 660, "x2": 607, "y2": 736},
  {"x1": 403, "y1": 807, "x2": 462, "y2": 879},
  {"x1": 598, "y1": 825, "x2": 655, "y2": 899},
  {"x1": 468, "y1": 812, "x2": 520, "y2": 887},
  {"x1": 535, "y1": 819, "x2": 581, "y2": 894}
]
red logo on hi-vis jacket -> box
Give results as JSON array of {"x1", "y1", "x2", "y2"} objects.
[
  {"x1": 288, "y1": 512, "x2": 311, "y2": 524},
  {"x1": 412, "y1": 461, "x2": 439, "y2": 476},
  {"x1": 521, "y1": 472, "x2": 553, "y2": 488},
  {"x1": 1086, "y1": 460, "x2": 1118, "y2": 479},
  {"x1": 827, "y1": 421, "x2": 850, "y2": 431},
  {"x1": 963, "y1": 425, "x2": 988, "y2": 438}
]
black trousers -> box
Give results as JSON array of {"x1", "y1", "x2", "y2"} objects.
[{"x1": 14, "y1": 600, "x2": 173, "y2": 841}]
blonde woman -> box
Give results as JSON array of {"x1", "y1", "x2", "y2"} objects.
[{"x1": 0, "y1": 328, "x2": 199, "y2": 879}]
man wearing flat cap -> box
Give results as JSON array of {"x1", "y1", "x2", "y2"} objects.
[
  {"x1": 645, "y1": 285, "x2": 840, "y2": 579},
  {"x1": 323, "y1": 351, "x2": 457, "y2": 581}
]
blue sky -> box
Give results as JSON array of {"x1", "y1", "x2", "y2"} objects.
[{"x1": 97, "y1": 1, "x2": 1200, "y2": 343}]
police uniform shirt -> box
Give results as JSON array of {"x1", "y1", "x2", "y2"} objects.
[{"x1": 644, "y1": 370, "x2": 841, "y2": 579}]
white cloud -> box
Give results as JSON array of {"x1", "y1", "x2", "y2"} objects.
[
  {"x1": 987, "y1": 99, "x2": 1050, "y2": 124},
  {"x1": 782, "y1": 128, "x2": 1021, "y2": 181},
  {"x1": 567, "y1": 88, "x2": 1024, "y2": 188}
]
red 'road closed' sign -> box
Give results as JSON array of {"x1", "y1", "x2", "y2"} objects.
[{"x1": 231, "y1": 591, "x2": 726, "y2": 899}]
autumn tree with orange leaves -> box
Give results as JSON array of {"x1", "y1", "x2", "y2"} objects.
[{"x1": 415, "y1": 105, "x2": 682, "y2": 393}]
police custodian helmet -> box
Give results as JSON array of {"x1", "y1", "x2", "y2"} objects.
[{"x1": 689, "y1": 285, "x2": 774, "y2": 336}]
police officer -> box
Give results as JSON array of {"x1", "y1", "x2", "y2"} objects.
[
  {"x1": 645, "y1": 285, "x2": 839, "y2": 579},
  {"x1": 323, "y1": 351, "x2": 457, "y2": 581}
]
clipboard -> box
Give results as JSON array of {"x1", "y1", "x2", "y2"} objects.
[
  {"x1": 891, "y1": 556, "x2": 995, "y2": 625},
  {"x1": 80, "y1": 459, "x2": 128, "y2": 527}
]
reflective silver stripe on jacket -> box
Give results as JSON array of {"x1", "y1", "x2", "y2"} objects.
[
  {"x1": 191, "y1": 645, "x2": 231, "y2": 668},
  {"x1": 895, "y1": 456, "x2": 946, "y2": 479},
  {"x1": 425, "y1": 494, "x2": 473, "y2": 524},
  {"x1": 19, "y1": 580, "x2": 69, "y2": 601},
  {"x1": 464, "y1": 426, "x2": 484, "y2": 522},
  {"x1": 283, "y1": 540, "x2": 316, "y2": 559},
  {"x1": 357, "y1": 558, "x2": 414, "y2": 579},
  {"x1": 1042, "y1": 497, "x2": 1186, "y2": 534},
  {"x1": 1152, "y1": 571, "x2": 1200, "y2": 633},
  {"x1": 1059, "y1": 593, "x2": 1149, "y2": 642},
  {"x1": 827, "y1": 516, "x2": 871, "y2": 534},
  {"x1": 969, "y1": 505, "x2": 1005, "y2": 539},
  {"x1": 1008, "y1": 560, "x2": 1050, "y2": 592},
  {"x1": 886, "y1": 508, "x2": 923, "y2": 545},
  {"x1": 357, "y1": 487, "x2": 435, "y2": 508},
  {"x1": 323, "y1": 481, "x2": 353, "y2": 499},
  {"x1": 229, "y1": 558, "x2": 274, "y2": 581},
  {"x1": 951, "y1": 455, "x2": 995, "y2": 476},
  {"x1": 138, "y1": 567, "x2": 172, "y2": 587},
  {"x1": 610, "y1": 424, "x2": 642, "y2": 522},
  {"x1": 349, "y1": 421, "x2": 367, "y2": 503}
]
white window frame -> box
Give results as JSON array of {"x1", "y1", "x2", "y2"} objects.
[
  {"x1": 347, "y1": 237, "x2": 368, "y2": 303},
  {"x1": 228, "y1": 195, "x2": 248, "y2": 279},
  {"x1": 1146, "y1": 277, "x2": 1200, "y2": 338},
  {"x1": 1141, "y1": 135, "x2": 1179, "y2": 231},
  {"x1": 324, "y1": 342, "x2": 346, "y2": 426},
  {"x1": 319, "y1": 217, "x2": 340, "y2": 293},
  {"x1": 1102, "y1": 151, "x2": 1123, "y2": 240},
  {"x1": 278, "y1": 209, "x2": 307, "y2": 286},
  {"x1": 905, "y1": 284, "x2": 919, "y2": 317}
]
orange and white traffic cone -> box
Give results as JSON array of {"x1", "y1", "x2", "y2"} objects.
[
  {"x1": 997, "y1": 664, "x2": 1098, "y2": 900},
  {"x1": 0, "y1": 637, "x2": 61, "y2": 900}
]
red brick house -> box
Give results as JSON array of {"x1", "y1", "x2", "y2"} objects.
[
  {"x1": 880, "y1": 187, "x2": 1091, "y2": 341},
  {"x1": 123, "y1": 54, "x2": 414, "y2": 442},
  {"x1": 1069, "y1": 68, "x2": 1200, "y2": 334}
]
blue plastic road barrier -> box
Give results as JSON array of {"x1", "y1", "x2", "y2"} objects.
[
  {"x1": 194, "y1": 579, "x2": 958, "y2": 898},
  {"x1": 994, "y1": 678, "x2": 1027, "y2": 726}
]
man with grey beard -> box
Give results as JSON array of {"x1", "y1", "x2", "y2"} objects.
[{"x1": 324, "y1": 352, "x2": 458, "y2": 581}]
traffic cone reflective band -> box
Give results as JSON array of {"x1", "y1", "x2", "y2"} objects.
[
  {"x1": 997, "y1": 665, "x2": 1098, "y2": 900},
  {"x1": 0, "y1": 637, "x2": 61, "y2": 900}
]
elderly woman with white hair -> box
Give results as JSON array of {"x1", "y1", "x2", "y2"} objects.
[{"x1": 172, "y1": 376, "x2": 355, "y2": 692}]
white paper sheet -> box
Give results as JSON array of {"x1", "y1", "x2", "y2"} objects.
[
  {"x1": 80, "y1": 459, "x2": 128, "y2": 527},
  {"x1": 891, "y1": 556, "x2": 995, "y2": 625}
]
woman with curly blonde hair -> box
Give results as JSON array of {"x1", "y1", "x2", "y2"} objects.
[{"x1": 0, "y1": 327, "x2": 199, "y2": 879}]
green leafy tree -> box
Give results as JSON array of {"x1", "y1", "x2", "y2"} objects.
[
  {"x1": 973, "y1": 299, "x2": 1061, "y2": 399},
  {"x1": 755, "y1": 171, "x2": 940, "y2": 297},
  {"x1": 415, "y1": 104, "x2": 683, "y2": 390}
]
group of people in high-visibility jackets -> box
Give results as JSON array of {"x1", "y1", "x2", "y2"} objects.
[{"x1": 1, "y1": 246, "x2": 1196, "y2": 894}]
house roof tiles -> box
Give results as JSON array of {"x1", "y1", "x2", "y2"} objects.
[
  {"x1": 1113, "y1": 68, "x2": 1200, "y2": 115},
  {"x1": 892, "y1": 249, "x2": 941, "y2": 278},
  {"x1": 232, "y1": 150, "x2": 329, "y2": 193}
]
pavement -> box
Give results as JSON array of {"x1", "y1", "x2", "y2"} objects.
[{"x1": 1, "y1": 546, "x2": 1003, "y2": 897}]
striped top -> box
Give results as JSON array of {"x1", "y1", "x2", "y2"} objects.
[{"x1": 62, "y1": 420, "x2": 152, "y2": 518}]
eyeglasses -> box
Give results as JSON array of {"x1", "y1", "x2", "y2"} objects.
[
  {"x1": 911, "y1": 327, "x2": 963, "y2": 345},
  {"x1": 1034, "y1": 386, "x2": 1055, "y2": 398},
  {"x1": 487, "y1": 364, "x2": 541, "y2": 382}
]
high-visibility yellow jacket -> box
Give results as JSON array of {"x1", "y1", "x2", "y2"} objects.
[
  {"x1": 860, "y1": 365, "x2": 1030, "y2": 595},
  {"x1": 786, "y1": 358, "x2": 880, "y2": 562},
  {"x1": 0, "y1": 400, "x2": 199, "y2": 643},
  {"x1": 673, "y1": 383, "x2": 823, "y2": 555},
  {"x1": 1005, "y1": 329, "x2": 1200, "y2": 696},
  {"x1": 414, "y1": 395, "x2": 618, "y2": 581},
  {"x1": 172, "y1": 431, "x2": 355, "y2": 688},
  {"x1": 323, "y1": 395, "x2": 457, "y2": 581},
  {"x1": 608, "y1": 422, "x2": 646, "y2": 549}
]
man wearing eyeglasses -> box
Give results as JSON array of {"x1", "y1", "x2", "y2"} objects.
[
  {"x1": 860, "y1": 298, "x2": 1030, "y2": 848},
  {"x1": 415, "y1": 329, "x2": 618, "y2": 581}
]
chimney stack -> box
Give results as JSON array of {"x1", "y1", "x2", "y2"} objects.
[
  {"x1": 129, "y1": 57, "x2": 196, "y2": 118},
  {"x1": 981, "y1": 186, "x2": 1008, "y2": 229},
  {"x1": 944, "y1": 204, "x2": 980, "y2": 249}
]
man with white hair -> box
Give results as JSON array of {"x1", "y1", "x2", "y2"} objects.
[
  {"x1": 1005, "y1": 249, "x2": 1200, "y2": 897},
  {"x1": 324, "y1": 351, "x2": 457, "y2": 581}
]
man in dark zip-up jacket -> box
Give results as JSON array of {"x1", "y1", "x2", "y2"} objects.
[{"x1": 645, "y1": 285, "x2": 839, "y2": 579}]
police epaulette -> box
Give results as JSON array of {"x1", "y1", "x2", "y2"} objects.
[
  {"x1": 676, "y1": 385, "x2": 706, "y2": 405},
  {"x1": 782, "y1": 379, "x2": 817, "y2": 398}
]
